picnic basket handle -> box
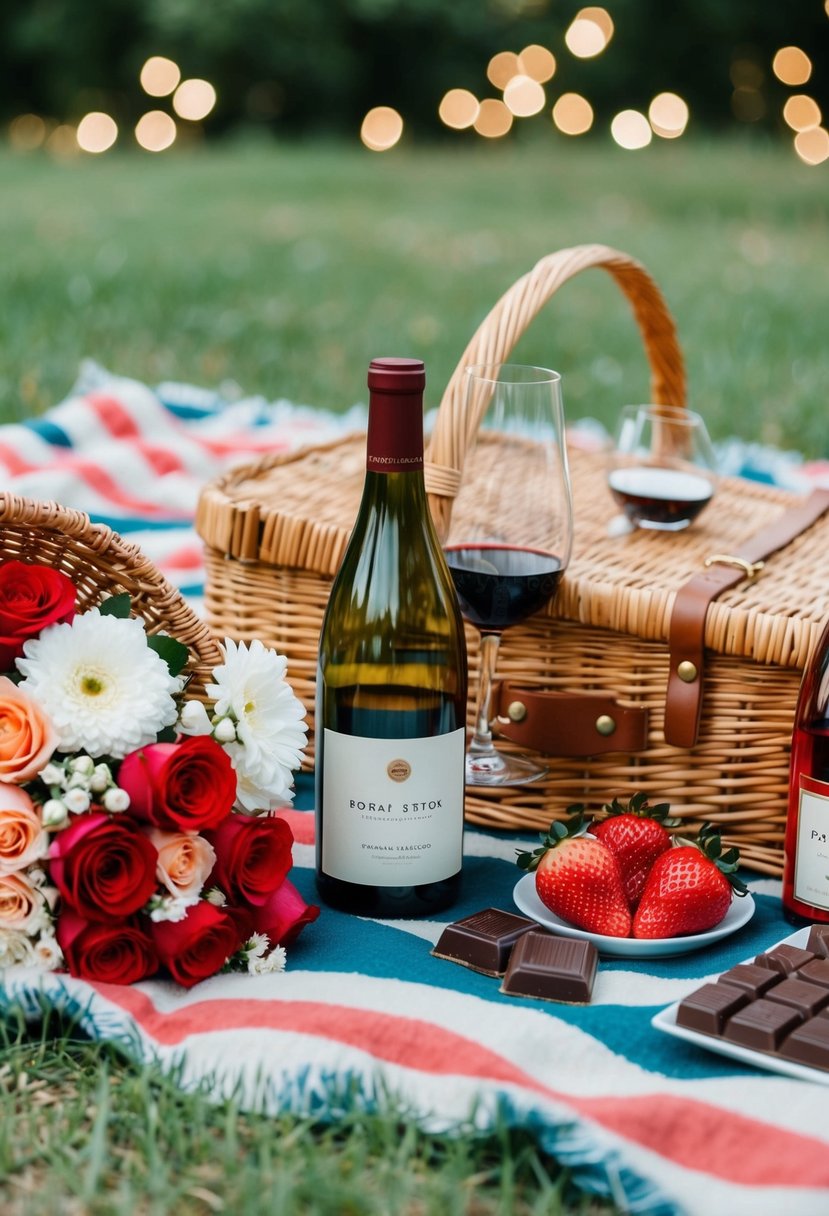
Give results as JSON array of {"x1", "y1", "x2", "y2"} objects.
[{"x1": 425, "y1": 243, "x2": 687, "y2": 538}]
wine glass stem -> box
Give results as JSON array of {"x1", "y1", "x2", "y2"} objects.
[{"x1": 470, "y1": 631, "x2": 502, "y2": 757}]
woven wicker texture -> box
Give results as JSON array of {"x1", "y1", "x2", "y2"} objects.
[
  {"x1": 0, "y1": 493, "x2": 222, "y2": 694},
  {"x1": 196, "y1": 244, "x2": 828, "y2": 874}
]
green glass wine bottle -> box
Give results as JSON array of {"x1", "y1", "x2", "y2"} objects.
[{"x1": 315, "y1": 357, "x2": 467, "y2": 917}]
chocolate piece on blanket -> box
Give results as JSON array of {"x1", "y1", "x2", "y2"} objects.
[
  {"x1": 500, "y1": 929, "x2": 598, "y2": 1003},
  {"x1": 431, "y1": 907, "x2": 536, "y2": 976},
  {"x1": 676, "y1": 982, "x2": 749, "y2": 1036},
  {"x1": 806, "y1": 924, "x2": 829, "y2": 959}
]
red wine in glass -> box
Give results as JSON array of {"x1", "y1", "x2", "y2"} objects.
[
  {"x1": 444, "y1": 544, "x2": 564, "y2": 632},
  {"x1": 608, "y1": 466, "x2": 713, "y2": 530}
]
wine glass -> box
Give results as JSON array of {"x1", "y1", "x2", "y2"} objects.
[
  {"x1": 444, "y1": 364, "x2": 573, "y2": 786},
  {"x1": 607, "y1": 404, "x2": 717, "y2": 531}
]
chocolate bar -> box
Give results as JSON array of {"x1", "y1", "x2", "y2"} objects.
[
  {"x1": 500, "y1": 930, "x2": 598, "y2": 1003},
  {"x1": 673, "y1": 926, "x2": 829, "y2": 1075},
  {"x1": 431, "y1": 907, "x2": 536, "y2": 976}
]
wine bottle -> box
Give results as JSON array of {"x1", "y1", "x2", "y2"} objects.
[
  {"x1": 315, "y1": 357, "x2": 468, "y2": 917},
  {"x1": 782, "y1": 614, "x2": 829, "y2": 924}
]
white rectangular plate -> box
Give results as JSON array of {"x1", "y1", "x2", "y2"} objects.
[{"x1": 651, "y1": 926, "x2": 829, "y2": 1086}]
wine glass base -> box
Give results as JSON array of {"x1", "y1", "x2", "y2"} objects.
[{"x1": 465, "y1": 750, "x2": 548, "y2": 787}]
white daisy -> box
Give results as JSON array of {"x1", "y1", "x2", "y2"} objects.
[
  {"x1": 204, "y1": 639, "x2": 307, "y2": 812},
  {"x1": 16, "y1": 609, "x2": 183, "y2": 759}
]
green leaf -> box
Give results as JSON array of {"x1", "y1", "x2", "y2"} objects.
[
  {"x1": 98, "y1": 593, "x2": 131, "y2": 618},
  {"x1": 146, "y1": 634, "x2": 190, "y2": 677}
]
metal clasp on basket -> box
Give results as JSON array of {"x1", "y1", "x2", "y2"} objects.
[{"x1": 703, "y1": 553, "x2": 765, "y2": 580}]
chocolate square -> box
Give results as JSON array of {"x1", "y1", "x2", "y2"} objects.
[
  {"x1": 500, "y1": 930, "x2": 598, "y2": 1003},
  {"x1": 806, "y1": 925, "x2": 829, "y2": 959},
  {"x1": 755, "y1": 944, "x2": 815, "y2": 974},
  {"x1": 780, "y1": 1016, "x2": 829, "y2": 1069},
  {"x1": 676, "y1": 983, "x2": 749, "y2": 1036},
  {"x1": 723, "y1": 998, "x2": 803, "y2": 1051},
  {"x1": 718, "y1": 963, "x2": 781, "y2": 997},
  {"x1": 765, "y1": 977, "x2": 829, "y2": 1018},
  {"x1": 797, "y1": 958, "x2": 829, "y2": 989},
  {"x1": 431, "y1": 907, "x2": 536, "y2": 976}
]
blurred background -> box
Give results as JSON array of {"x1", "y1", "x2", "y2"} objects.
[{"x1": 1, "y1": 0, "x2": 827, "y2": 453}]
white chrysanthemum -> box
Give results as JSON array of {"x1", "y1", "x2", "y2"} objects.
[
  {"x1": 16, "y1": 610, "x2": 183, "y2": 759},
  {"x1": 33, "y1": 931, "x2": 63, "y2": 972},
  {"x1": 206, "y1": 639, "x2": 307, "y2": 812}
]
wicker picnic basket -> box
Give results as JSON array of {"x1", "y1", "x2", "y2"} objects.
[
  {"x1": 195, "y1": 243, "x2": 829, "y2": 875},
  {"x1": 0, "y1": 493, "x2": 222, "y2": 694}
]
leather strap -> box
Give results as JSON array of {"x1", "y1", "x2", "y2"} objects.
[
  {"x1": 491, "y1": 682, "x2": 648, "y2": 756},
  {"x1": 665, "y1": 488, "x2": 829, "y2": 748}
]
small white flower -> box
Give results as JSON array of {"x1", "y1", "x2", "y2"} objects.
[
  {"x1": 70, "y1": 755, "x2": 95, "y2": 776},
  {"x1": 33, "y1": 931, "x2": 63, "y2": 971},
  {"x1": 148, "y1": 894, "x2": 194, "y2": 923},
  {"x1": 207, "y1": 639, "x2": 307, "y2": 812},
  {"x1": 204, "y1": 886, "x2": 227, "y2": 907},
  {"x1": 246, "y1": 932, "x2": 270, "y2": 960},
  {"x1": 63, "y1": 788, "x2": 91, "y2": 815},
  {"x1": 90, "y1": 763, "x2": 112, "y2": 793},
  {"x1": 248, "y1": 945, "x2": 286, "y2": 976},
  {"x1": 38, "y1": 763, "x2": 64, "y2": 788},
  {"x1": 102, "y1": 787, "x2": 130, "y2": 814},
  {"x1": 213, "y1": 716, "x2": 237, "y2": 744},
  {"x1": 0, "y1": 928, "x2": 35, "y2": 966},
  {"x1": 66, "y1": 772, "x2": 91, "y2": 790},
  {"x1": 16, "y1": 609, "x2": 184, "y2": 759},
  {"x1": 177, "y1": 700, "x2": 212, "y2": 736},
  {"x1": 42, "y1": 799, "x2": 69, "y2": 829}
]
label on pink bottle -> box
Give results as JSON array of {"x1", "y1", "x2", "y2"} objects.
[{"x1": 794, "y1": 774, "x2": 829, "y2": 912}]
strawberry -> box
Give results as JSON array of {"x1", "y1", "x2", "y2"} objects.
[
  {"x1": 517, "y1": 809, "x2": 632, "y2": 938},
  {"x1": 632, "y1": 823, "x2": 748, "y2": 939},
  {"x1": 591, "y1": 791, "x2": 680, "y2": 907}
]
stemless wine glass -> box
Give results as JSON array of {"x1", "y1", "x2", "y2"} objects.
[
  {"x1": 444, "y1": 364, "x2": 573, "y2": 786},
  {"x1": 607, "y1": 404, "x2": 718, "y2": 531}
]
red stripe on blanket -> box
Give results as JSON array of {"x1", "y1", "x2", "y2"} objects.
[
  {"x1": 91, "y1": 985, "x2": 829, "y2": 1189},
  {"x1": 157, "y1": 545, "x2": 204, "y2": 571},
  {"x1": 86, "y1": 394, "x2": 143, "y2": 438}
]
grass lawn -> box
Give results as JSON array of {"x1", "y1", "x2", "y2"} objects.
[
  {"x1": 1, "y1": 135, "x2": 827, "y2": 455},
  {"x1": 0, "y1": 135, "x2": 825, "y2": 1213}
]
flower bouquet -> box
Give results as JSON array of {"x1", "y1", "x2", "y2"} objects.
[{"x1": 0, "y1": 559, "x2": 318, "y2": 988}]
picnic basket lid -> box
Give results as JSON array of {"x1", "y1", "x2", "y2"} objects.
[
  {"x1": 196, "y1": 242, "x2": 829, "y2": 670},
  {"x1": 0, "y1": 492, "x2": 222, "y2": 693}
]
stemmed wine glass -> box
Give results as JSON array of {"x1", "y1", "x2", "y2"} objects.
[{"x1": 444, "y1": 364, "x2": 573, "y2": 786}]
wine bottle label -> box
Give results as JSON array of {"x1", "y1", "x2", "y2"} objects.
[
  {"x1": 793, "y1": 775, "x2": 829, "y2": 912},
  {"x1": 321, "y1": 727, "x2": 464, "y2": 886}
]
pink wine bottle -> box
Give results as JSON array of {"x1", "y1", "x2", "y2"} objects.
[{"x1": 783, "y1": 614, "x2": 829, "y2": 924}]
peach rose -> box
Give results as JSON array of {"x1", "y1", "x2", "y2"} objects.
[
  {"x1": 0, "y1": 677, "x2": 58, "y2": 784},
  {"x1": 0, "y1": 786, "x2": 48, "y2": 873},
  {"x1": 146, "y1": 828, "x2": 216, "y2": 902},
  {"x1": 0, "y1": 870, "x2": 49, "y2": 932}
]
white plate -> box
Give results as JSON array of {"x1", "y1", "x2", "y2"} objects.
[
  {"x1": 512, "y1": 871, "x2": 756, "y2": 958},
  {"x1": 652, "y1": 927, "x2": 829, "y2": 1086}
]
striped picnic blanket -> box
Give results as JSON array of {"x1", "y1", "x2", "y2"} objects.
[{"x1": 2, "y1": 365, "x2": 829, "y2": 1216}]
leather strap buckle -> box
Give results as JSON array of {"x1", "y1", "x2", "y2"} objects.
[{"x1": 703, "y1": 553, "x2": 765, "y2": 580}]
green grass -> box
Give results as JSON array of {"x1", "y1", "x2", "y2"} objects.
[
  {"x1": 1, "y1": 135, "x2": 827, "y2": 455},
  {"x1": 0, "y1": 134, "x2": 826, "y2": 1212}
]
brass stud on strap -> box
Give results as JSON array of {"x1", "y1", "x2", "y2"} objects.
[
  {"x1": 677, "y1": 660, "x2": 698, "y2": 683},
  {"x1": 506, "y1": 700, "x2": 527, "y2": 723},
  {"x1": 595, "y1": 714, "x2": 616, "y2": 736}
]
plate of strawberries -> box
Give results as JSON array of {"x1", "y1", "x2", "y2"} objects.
[{"x1": 512, "y1": 794, "x2": 756, "y2": 958}]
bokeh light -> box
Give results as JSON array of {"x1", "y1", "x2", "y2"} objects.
[
  {"x1": 473, "y1": 98, "x2": 513, "y2": 138},
  {"x1": 173, "y1": 79, "x2": 217, "y2": 121},
  {"x1": 518, "y1": 45, "x2": 556, "y2": 83},
  {"x1": 503, "y1": 75, "x2": 546, "y2": 117},
  {"x1": 794, "y1": 126, "x2": 829, "y2": 165},
  {"x1": 8, "y1": 113, "x2": 47, "y2": 151},
  {"x1": 135, "y1": 111, "x2": 177, "y2": 152},
  {"x1": 140, "y1": 56, "x2": 181, "y2": 97},
  {"x1": 76, "y1": 112, "x2": 118, "y2": 154},
  {"x1": 783, "y1": 95, "x2": 821, "y2": 132},
  {"x1": 360, "y1": 106, "x2": 403, "y2": 151},
  {"x1": 45, "y1": 125, "x2": 78, "y2": 159},
  {"x1": 648, "y1": 93, "x2": 689, "y2": 139},
  {"x1": 610, "y1": 110, "x2": 652, "y2": 150},
  {"x1": 438, "y1": 89, "x2": 480, "y2": 130},
  {"x1": 565, "y1": 9, "x2": 614, "y2": 58},
  {"x1": 487, "y1": 51, "x2": 521, "y2": 90},
  {"x1": 552, "y1": 93, "x2": 594, "y2": 136},
  {"x1": 772, "y1": 47, "x2": 812, "y2": 86}
]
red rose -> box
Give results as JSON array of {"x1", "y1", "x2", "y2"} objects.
[
  {"x1": 151, "y1": 900, "x2": 242, "y2": 988},
  {"x1": 49, "y1": 811, "x2": 158, "y2": 921},
  {"x1": 253, "y1": 879, "x2": 320, "y2": 946},
  {"x1": 57, "y1": 911, "x2": 158, "y2": 984},
  {"x1": 209, "y1": 814, "x2": 294, "y2": 906},
  {"x1": 118, "y1": 737, "x2": 236, "y2": 833},
  {"x1": 0, "y1": 560, "x2": 76, "y2": 670}
]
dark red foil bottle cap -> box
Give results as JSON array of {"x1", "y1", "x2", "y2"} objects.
[
  {"x1": 366, "y1": 357, "x2": 425, "y2": 473},
  {"x1": 367, "y1": 357, "x2": 426, "y2": 393}
]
